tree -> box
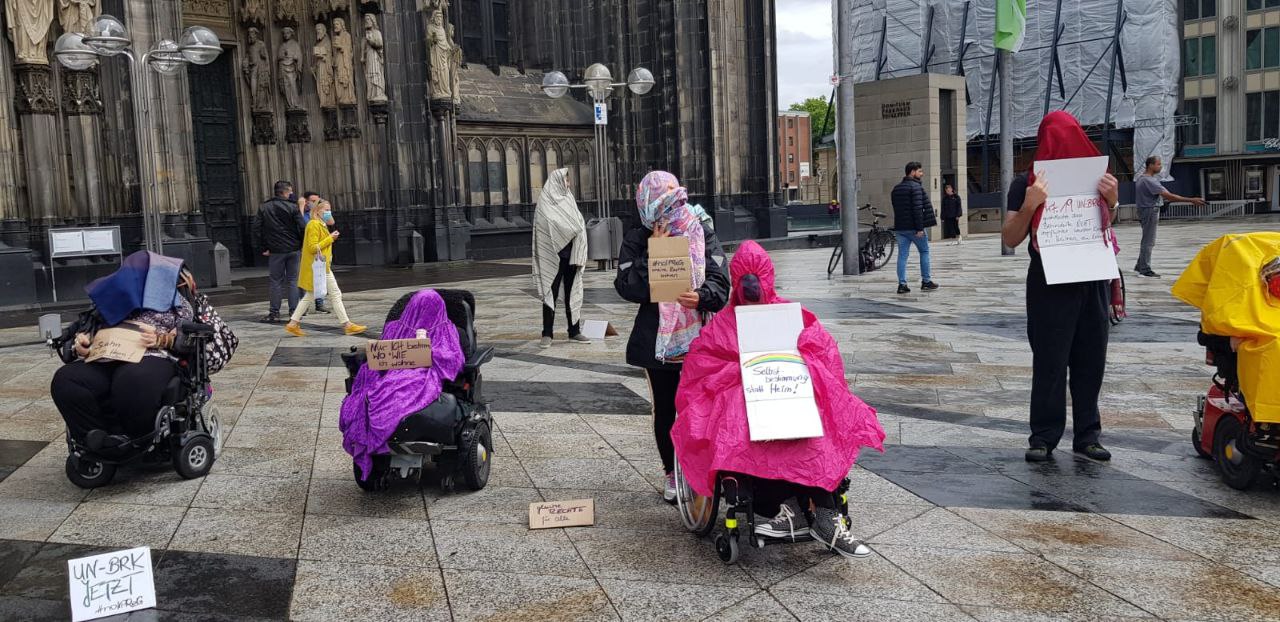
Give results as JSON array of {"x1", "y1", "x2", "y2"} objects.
[{"x1": 788, "y1": 96, "x2": 836, "y2": 140}]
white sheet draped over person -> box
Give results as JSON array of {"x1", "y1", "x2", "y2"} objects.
[{"x1": 531, "y1": 168, "x2": 589, "y2": 345}]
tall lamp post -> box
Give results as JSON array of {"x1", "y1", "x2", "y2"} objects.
[
  {"x1": 540, "y1": 64, "x2": 653, "y2": 224},
  {"x1": 55, "y1": 16, "x2": 223, "y2": 256}
]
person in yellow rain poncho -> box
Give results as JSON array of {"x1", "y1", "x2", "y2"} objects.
[{"x1": 1172, "y1": 232, "x2": 1280, "y2": 424}]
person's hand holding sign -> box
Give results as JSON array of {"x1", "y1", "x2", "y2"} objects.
[
  {"x1": 1024, "y1": 172, "x2": 1049, "y2": 213},
  {"x1": 650, "y1": 221, "x2": 670, "y2": 239},
  {"x1": 677, "y1": 291, "x2": 700, "y2": 310},
  {"x1": 73, "y1": 333, "x2": 91, "y2": 358},
  {"x1": 136, "y1": 324, "x2": 159, "y2": 349},
  {"x1": 1098, "y1": 173, "x2": 1119, "y2": 224}
]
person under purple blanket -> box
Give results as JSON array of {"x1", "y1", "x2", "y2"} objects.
[{"x1": 340, "y1": 290, "x2": 464, "y2": 479}]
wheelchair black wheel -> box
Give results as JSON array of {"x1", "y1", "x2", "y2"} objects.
[
  {"x1": 715, "y1": 532, "x2": 739, "y2": 564},
  {"x1": 65, "y1": 455, "x2": 116, "y2": 489},
  {"x1": 461, "y1": 421, "x2": 492, "y2": 491},
  {"x1": 174, "y1": 437, "x2": 215, "y2": 480},
  {"x1": 1213, "y1": 415, "x2": 1262, "y2": 491},
  {"x1": 827, "y1": 245, "x2": 842, "y2": 276},
  {"x1": 354, "y1": 456, "x2": 392, "y2": 491}
]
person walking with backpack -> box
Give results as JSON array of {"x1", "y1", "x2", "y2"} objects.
[
  {"x1": 256, "y1": 180, "x2": 307, "y2": 323},
  {"x1": 890, "y1": 162, "x2": 940, "y2": 294}
]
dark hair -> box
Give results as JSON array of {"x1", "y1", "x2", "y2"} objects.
[
  {"x1": 302, "y1": 191, "x2": 320, "y2": 201},
  {"x1": 1144, "y1": 156, "x2": 1160, "y2": 169},
  {"x1": 944, "y1": 183, "x2": 954, "y2": 190},
  {"x1": 273, "y1": 180, "x2": 294, "y2": 196},
  {"x1": 905, "y1": 162, "x2": 923, "y2": 175}
]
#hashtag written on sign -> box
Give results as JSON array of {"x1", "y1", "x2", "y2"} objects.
[{"x1": 68, "y1": 547, "x2": 157, "y2": 622}]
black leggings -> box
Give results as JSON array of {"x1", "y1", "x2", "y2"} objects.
[
  {"x1": 50, "y1": 358, "x2": 176, "y2": 442},
  {"x1": 646, "y1": 368, "x2": 680, "y2": 474},
  {"x1": 753, "y1": 478, "x2": 836, "y2": 513},
  {"x1": 1026, "y1": 254, "x2": 1110, "y2": 451},
  {"x1": 542, "y1": 255, "x2": 581, "y2": 338}
]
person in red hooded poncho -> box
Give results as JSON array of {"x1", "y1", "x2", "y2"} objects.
[
  {"x1": 1002, "y1": 111, "x2": 1121, "y2": 463},
  {"x1": 672, "y1": 241, "x2": 885, "y2": 558}
]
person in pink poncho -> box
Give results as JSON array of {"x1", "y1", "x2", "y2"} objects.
[{"x1": 673, "y1": 241, "x2": 885, "y2": 558}]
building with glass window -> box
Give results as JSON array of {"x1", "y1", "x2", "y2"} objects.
[{"x1": 1178, "y1": 0, "x2": 1280, "y2": 209}]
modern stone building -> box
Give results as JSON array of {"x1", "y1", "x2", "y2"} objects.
[
  {"x1": 0, "y1": 0, "x2": 780, "y2": 305},
  {"x1": 777, "y1": 109, "x2": 810, "y2": 202}
]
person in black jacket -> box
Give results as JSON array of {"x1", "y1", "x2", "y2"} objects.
[
  {"x1": 616, "y1": 171, "x2": 730, "y2": 504},
  {"x1": 940, "y1": 183, "x2": 963, "y2": 244},
  {"x1": 890, "y1": 162, "x2": 940, "y2": 294},
  {"x1": 256, "y1": 180, "x2": 307, "y2": 323}
]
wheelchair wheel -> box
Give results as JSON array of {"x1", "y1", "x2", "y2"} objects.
[
  {"x1": 715, "y1": 533, "x2": 739, "y2": 564},
  {"x1": 1213, "y1": 415, "x2": 1262, "y2": 491},
  {"x1": 174, "y1": 437, "x2": 215, "y2": 480},
  {"x1": 354, "y1": 458, "x2": 391, "y2": 492},
  {"x1": 65, "y1": 455, "x2": 116, "y2": 489},
  {"x1": 461, "y1": 421, "x2": 492, "y2": 491},
  {"x1": 674, "y1": 460, "x2": 719, "y2": 537}
]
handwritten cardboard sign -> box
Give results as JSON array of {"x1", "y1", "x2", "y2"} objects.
[
  {"x1": 67, "y1": 547, "x2": 156, "y2": 622},
  {"x1": 736, "y1": 304, "x2": 823, "y2": 441},
  {"x1": 366, "y1": 338, "x2": 432, "y2": 371},
  {"x1": 648, "y1": 236, "x2": 692, "y2": 303},
  {"x1": 85, "y1": 325, "x2": 147, "y2": 364},
  {"x1": 529, "y1": 499, "x2": 595, "y2": 529},
  {"x1": 1033, "y1": 156, "x2": 1120, "y2": 285}
]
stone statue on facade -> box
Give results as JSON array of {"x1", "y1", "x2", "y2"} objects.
[
  {"x1": 362, "y1": 14, "x2": 386, "y2": 104},
  {"x1": 242, "y1": 27, "x2": 273, "y2": 112},
  {"x1": 241, "y1": 0, "x2": 266, "y2": 25},
  {"x1": 426, "y1": 4, "x2": 454, "y2": 103},
  {"x1": 448, "y1": 24, "x2": 461, "y2": 106},
  {"x1": 332, "y1": 17, "x2": 356, "y2": 107},
  {"x1": 278, "y1": 26, "x2": 304, "y2": 111},
  {"x1": 58, "y1": 0, "x2": 99, "y2": 35},
  {"x1": 313, "y1": 22, "x2": 336, "y2": 109},
  {"x1": 313, "y1": 0, "x2": 347, "y2": 20},
  {"x1": 274, "y1": 0, "x2": 303, "y2": 24},
  {"x1": 5, "y1": 0, "x2": 55, "y2": 65}
]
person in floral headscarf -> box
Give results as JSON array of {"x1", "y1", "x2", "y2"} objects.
[{"x1": 615, "y1": 171, "x2": 730, "y2": 504}]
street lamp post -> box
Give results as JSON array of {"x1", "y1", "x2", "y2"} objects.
[
  {"x1": 55, "y1": 16, "x2": 222, "y2": 256},
  {"x1": 540, "y1": 64, "x2": 653, "y2": 227}
]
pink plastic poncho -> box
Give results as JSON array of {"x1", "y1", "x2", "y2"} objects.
[{"x1": 672, "y1": 241, "x2": 885, "y2": 497}]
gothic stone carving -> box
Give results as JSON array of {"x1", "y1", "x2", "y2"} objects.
[
  {"x1": 286, "y1": 109, "x2": 312, "y2": 143},
  {"x1": 368, "y1": 101, "x2": 388, "y2": 124},
  {"x1": 251, "y1": 112, "x2": 276, "y2": 145},
  {"x1": 5, "y1": 0, "x2": 55, "y2": 65},
  {"x1": 362, "y1": 14, "x2": 386, "y2": 104},
  {"x1": 61, "y1": 69, "x2": 103, "y2": 115},
  {"x1": 332, "y1": 17, "x2": 356, "y2": 106},
  {"x1": 322, "y1": 108, "x2": 340, "y2": 141},
  {"x1": 14, "y1": 63, "x2": 56, "y2": 114},
  {"x1": 275, "y1": 0, "x2": 303, "y2": 24},
  {"x1": 242, "y1": 27, "x2": 273, "y2": 112},
  {"x1": 241, "y1": 0, "x2": 266, "y2": 25},
  {"x1": 278, "y1": 27, "x2": 304, "y2": 111},
  {"x1": 313, "y1": 0, "x2": 348, "y2": 20},
  {"x1": 340, "y1": 104, "x2": 360, "y2": 138},
  {"x1": 313, "y1": 23, "x2": 336, "y2": 109},
  {"x1": 58, "y1": 0, "x2": 100, "y2": 35},
  {"x1": 425, "y1": 3, "x2": 459, "y2": 104},
  {"x1": 183, "y1": 0, "x2": 232, "y2": 19}
]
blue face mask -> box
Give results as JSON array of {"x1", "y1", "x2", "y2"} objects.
[{"x1": 321, "y1": 211, "x2": 333, "y2": 221}]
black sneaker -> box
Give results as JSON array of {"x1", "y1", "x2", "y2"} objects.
[
  {"x1": 315, "y1": 303, "x2": 332, "y2": 314},
  {"x1": 754, "y1": 500, "x2": 812, "y2": 542},
  {"x1": 1141, "y1": 270, "x2": 1161, "y2": 279},
  {"x1": 921, "y1": 281, "x2": 940, "y2": 291},
  {"x1": 1025, "y1": 446, "x2": 1053, "y2": 462},
  {"x1": 259, "y1": 312, "x2": 281, "y2": 324},
  {"x1": 897, "y1": 284, "x2": 911, "y2": 294},
  {"x1": 810, "y1": 507, "x2": 872, "y2": 558},
  {"x1": 1074, "y1": 443, "x2": 1112, "y2": 461}
]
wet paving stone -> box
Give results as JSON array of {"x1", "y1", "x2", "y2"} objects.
[{"x1": 487, "y1": 381, "x2": 647, "y2": 415}]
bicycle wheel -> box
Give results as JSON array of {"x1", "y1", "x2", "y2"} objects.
[
  {"x1": 827, "y1": 244, "x2": 843, "y2": 275},
  {"x1": 870, "y1": 230, "x2": 896, "y2": 271}
]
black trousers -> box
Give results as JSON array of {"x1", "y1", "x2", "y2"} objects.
[
  {"x1": 942, "y1": 218, "x2": 961, "y2": 239},
  {"x1": 646, "y1": 368, "x2": 680, "y2": 474},
  {"x1": 753, "y1": 477, "x2": 836, "y2": 513},
  {"x1": 542, "y1": 255, "x2": 581, "y2": 338},
  {"x1": 50, "y1": 358, "x2": 176, "y2": 442},
  {"x1": 1026, "y1": 255, "x2": 1110, "y2": 451}
]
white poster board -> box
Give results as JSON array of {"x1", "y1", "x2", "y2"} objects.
[
  {"x1": 735, "y1": 303, "x2": 823, "y2": 441},
  {"x1": 51, "y1": 231, "x2": 85, "y2": 255},
  {"x1": 1033, "y1": 156, "x2": 1121, "y2": 285},
  {"x1": 67, "y1": 547, "x2": 157, "y2": 621}
]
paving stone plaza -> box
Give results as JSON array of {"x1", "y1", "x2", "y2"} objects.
[{"x1": 0, "y1": 218, "x2": 1278, "y2": 621}]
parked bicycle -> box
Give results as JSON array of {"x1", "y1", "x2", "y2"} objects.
[{"x1": 827, "y1": 204, "x2": 896, "y2": 275}]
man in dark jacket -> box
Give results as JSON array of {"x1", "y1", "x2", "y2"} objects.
[
  {"x1": 256, "y1": 180, "x2": 307, "y2": 323},
  {"x1": 890, "y1": 162, "x2": 940, "y2": 294}
]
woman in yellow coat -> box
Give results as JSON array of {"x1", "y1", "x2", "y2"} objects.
[{"x1": 285, "y1": 199, "x2": 367, "y2": 337}]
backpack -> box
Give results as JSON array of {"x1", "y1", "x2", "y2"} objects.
[{"x1": 191, "y1": 292, "x2": 238, "y2": 374}]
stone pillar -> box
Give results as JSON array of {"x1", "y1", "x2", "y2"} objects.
[
  {"x1": 63, "y1": 69, "x2": 107, "y2": 222},
  {"x1": 0, "y1": 23, "x2": 38, "y2": 305}
]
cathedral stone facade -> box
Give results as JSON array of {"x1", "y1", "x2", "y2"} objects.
[{"x1": 0, "y1": 0, "x2": 779, "y2": 305}]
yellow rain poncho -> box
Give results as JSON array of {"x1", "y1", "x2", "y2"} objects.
[{"x1": 1172, "y1": 232, "x2": 1280, "y2": 424}]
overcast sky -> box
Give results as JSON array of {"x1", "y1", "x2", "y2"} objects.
[{"x1": 776, "y1": 0, "x2": 836, "y2": 108}]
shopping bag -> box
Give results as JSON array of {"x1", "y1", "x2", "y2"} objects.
[{"x1": 312, "y1": 256, "x2": 328, "y2": 299}]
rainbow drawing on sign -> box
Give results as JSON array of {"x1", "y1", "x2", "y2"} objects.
[{"x1": 743, "y1": 353, "x2": 805, "y2": 368}]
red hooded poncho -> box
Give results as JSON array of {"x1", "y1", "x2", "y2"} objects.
[
  {"x1": 672, "y1": 241, "x2": 885, "y2": 497},
  {"x1": 1026, "y1": 111, "x2": 1114, "y2": 251}
]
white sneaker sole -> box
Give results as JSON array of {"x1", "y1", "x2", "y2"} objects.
[
  {"x1": 754, "y1": 526, "x2": 813, "y2": 540},
  {"x1": 817, "y1": 539, "x2": 872, "y2": 559}
]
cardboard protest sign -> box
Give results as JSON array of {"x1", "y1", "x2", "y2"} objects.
[
  {"x1": 529, "y1": 499, "x2": 595, "y2": 529},
  {"x1": 648, "y1": 236, "x2": 692, "y2": 303},
  {"x1": 366, "y1": 338, "x2": 432, "y2": 371},
  {"x1": 735, "y1": 303, "x2": 823, "y2": 441},
  {"x1": 85, "y1": 324, "x2": 147, "y2": 364},
  {"x1": 67, "y1": 547, "x2": 156, "y2": 622},
  {"x1": 1033, "y1": 156, "x2": 1121, "y2": 285},
  {"x1": 581, "y1": 320, "x2": 618, "y2": 340}
]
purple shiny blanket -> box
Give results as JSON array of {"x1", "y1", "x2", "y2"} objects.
[{"x1": 340, "y1": 290, "x2": 464, "y2": 479}]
